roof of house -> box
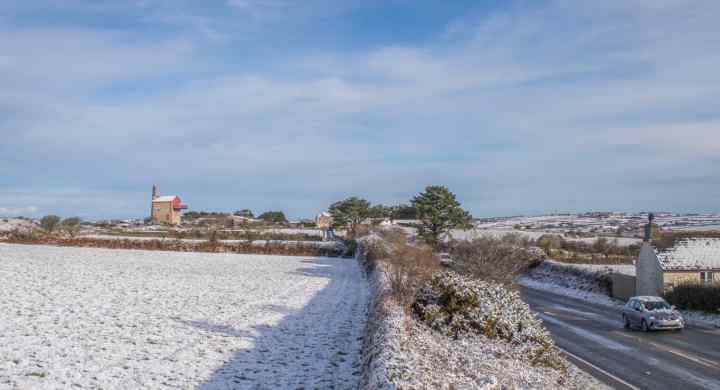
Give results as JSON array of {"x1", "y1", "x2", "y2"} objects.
[
  {"x1": 152, "y1": 196, "x2": 178, "y2": 202},
  {"x1": 656, "y1": 238, "x2": 720, "y2": 271}
]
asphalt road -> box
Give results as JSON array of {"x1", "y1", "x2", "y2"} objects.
[{"x1": 521, "y1": 287, "x2": 720, "y2": 390}]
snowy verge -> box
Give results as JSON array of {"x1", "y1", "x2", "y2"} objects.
[
  {"x1": 519, "y1": 276, "x2": 624, "y2": 308},
  {"x1": 519, "y1": 274, "x2": 720, "y2": 328}
]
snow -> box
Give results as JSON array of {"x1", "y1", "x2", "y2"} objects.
[
  {"x1": 519, "y1": 273, "x2": 720, "y2": 329},
  {"x1": 656, "y1": 238, "x2": 720, "y2": 271},
  {"x1": 519, "y1": 277, "x2": 622, "y2": 308},
  {"x1": 358, "y1": 249, "x2": 609, "y2": 389},
  {"x1": 152, "y1": 196, "x2": 178, "y2": 202},
  {"x1": 0, "y1": 218, "x2": 37, "y2": 233},
  {"x1": 0, "y1": 243, "x2": 368, "y2": 389},
  {"x1": 449, "y1": 229, "x2": 641, "y2": 246},
  {"x1": 548, "y1": 260, "x2": 636, "y2": 276}
]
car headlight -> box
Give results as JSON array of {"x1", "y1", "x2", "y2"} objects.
[{"x1": 649, "y1": 316, "x2": 656, "y2": 321}]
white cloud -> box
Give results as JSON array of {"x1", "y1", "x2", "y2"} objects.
[
  {"x1": 1, "y1": 0, "x2": 719, "y2": 218},
  {"x1": 0, "y1": 206, "x2": 39, "y2": 217}
]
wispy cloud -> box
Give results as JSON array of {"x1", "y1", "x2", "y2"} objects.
[
  {"x1": 0, "y1": 206, "x2": 39, "y2": 217},
  {"x1": 1, "y1": 0, "x2": 719, "y2": 218}
]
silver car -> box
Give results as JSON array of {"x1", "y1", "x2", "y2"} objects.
[
  {"x1": 438, "y1": 253, "x2": 453, "y2": 267},
  {"x1": 622, "y1": 296, "x2": 684, "y2": 331}
]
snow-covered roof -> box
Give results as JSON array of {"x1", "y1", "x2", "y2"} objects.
[
  {"x1": 657, "y1": 238, "x2": 720, "y2": 271},
  {"x1": 152, "y1": 196, "x2": 178, "y2": 202}
]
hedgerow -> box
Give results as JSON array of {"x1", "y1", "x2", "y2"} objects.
[{"x1": 413, "y1": 271, "x2": 566, "y2": 370}]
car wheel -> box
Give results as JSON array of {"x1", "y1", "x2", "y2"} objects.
[
  {"x1": 623, "y1": 315, "x2": 631, "y2": 329},
  {"x1": 641, "y1": 319, "x2": 650, "y2": 332}
]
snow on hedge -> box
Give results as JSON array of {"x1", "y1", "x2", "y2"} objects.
[
  {"x1": 0, "y1": 243, "x2": 368, "y2": 389},
  {"x1": 358, "y1": 245, "x2": 608, "y2": 389},
  {"x1": 414, "y1": 272, "x2": 559, "y2": 359}
]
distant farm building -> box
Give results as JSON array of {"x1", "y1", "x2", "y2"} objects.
[
  {"x1": 316, "y1": 212, "x2": 333, "y2": 230},
  {"x1": 316, "y1": 212, "x2": 335, "y2": 241},
  {"x1": 150, "y1": 185, "x2": 187, "y2": 225}
]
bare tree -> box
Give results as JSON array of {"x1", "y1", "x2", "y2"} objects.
[
  {"x1": 40, "y1": 215, "x2": 61, "y2": 234},
  {"x1": 60, "y1": 217, "x2": 82, "y2": 238}
]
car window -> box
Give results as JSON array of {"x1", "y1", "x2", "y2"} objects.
[{"x1": 643, "y1": 301, "x2": 671, "y2": 311}]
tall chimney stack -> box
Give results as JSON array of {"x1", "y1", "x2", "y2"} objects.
[
  {"x1": 644, "y1": 213, "x2": 655, "y2": 242},
  {"x1": 150, "y1": 184, "x2": 158, "y2": 221}
]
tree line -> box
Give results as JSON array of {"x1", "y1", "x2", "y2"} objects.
[
  {"x1": 328, "y1": 185, "x2": 472, "y2": 249},
  {"x1": 183, "y1": 209, "x2": 288, "y2": 223},
  {"x1": 40, "y1": 215, "x2": 82, "y2": 237}
]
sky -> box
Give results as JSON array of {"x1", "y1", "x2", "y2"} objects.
[{"x1": 1, "y1": 0, "x2": 719, "y2": 220}]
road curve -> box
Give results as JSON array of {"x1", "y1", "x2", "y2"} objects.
[{"x1": 521, "y1": 287, "x2": 720, "y2": 390}]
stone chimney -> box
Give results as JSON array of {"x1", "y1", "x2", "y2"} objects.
[
  {"x1": 644, "y1": 213, "x2": 655, "y2": 242},
  {"x1": 152, "y1": 184, "x2": 158, "y2": 200}
]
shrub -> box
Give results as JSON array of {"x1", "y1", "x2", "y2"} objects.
[
  {"x1": 413, "y1": 271, "x2": 565, "y2": 370},
  {"x1": 536, "y1": 234, "x2": 564, "y2": 256},
  {"x1": 342, "y1": 239, "x2": 358, "y2": 258},
  {"x1": 60, "y1": 217, "x2": 82, "y2": 237},
  {"x1": 257, "y1": 211, "x2": 288, "y2": 224},
  {"x1": 352, "y1": 224, "x2": 371, "y2": 238},
  {"x1": 450, "y1": 235, "x2": 538, "y2": 285},
  {"x1": 358, "y1": 230, "x2": 439, "y2": 309},
  {"x1": 40, "y1": 215, "x2": 61, "y2": 233},
  {"x1": 664, "y1": 282, "x2": 720, "y2": 313},
  {"x1": 377, "y1": 227, "x2": 408, "y2": 248},
  {"x1": 6, "y1": 229, "x2": 42, "y2": 242},
  {"x1": 3, "y1": 235, "x2": 343, "y2": 257},
  {"x1": 535, "y1": 261, "x2": 613, "y2": 294},
  {"x1": 385, "y1": 244, "x2": 439, "y2": 309},
  {"x1": 208, "y1": 230, "x2": 219, "y2": 245},
  {"x1": 362, "y1": 237, "x2": 391, "y2": 263}
]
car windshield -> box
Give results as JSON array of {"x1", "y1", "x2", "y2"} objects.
[{"x1": 643, "y1": 301, "x2": 671, "y2": 311}]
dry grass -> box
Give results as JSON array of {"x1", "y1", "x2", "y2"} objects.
[
  {"x1": 384, "y1": 244, "x2": 439, "y2": 309},
  {"x1": 360, "y1": 229, "x2": 439, "y2": 310}
]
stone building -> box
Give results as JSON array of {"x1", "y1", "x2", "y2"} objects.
[
  {"x1": 636, "y1": 214, "x2": 720, "y2": 295},
  {"x1": 316, "y1": 212, "x2": 334, "y2": 241},
  {"x1": 150, "y1": 185, "x2": 187, "y2": 225}
]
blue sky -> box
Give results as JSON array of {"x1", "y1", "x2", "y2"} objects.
[{"x1": 1, "y1": 0, "x2": 719, "y2": 220}]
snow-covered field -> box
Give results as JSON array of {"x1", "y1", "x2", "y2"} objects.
[
  {"x1": 449, "y1": 229, "x2": 641, "y2": 246},
  {"x1": 0, "y1": 219, "x2": 36, "y2": 233},
  {"x1": 0, "y1": 244, "x2": 368, "y2": 389}
]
